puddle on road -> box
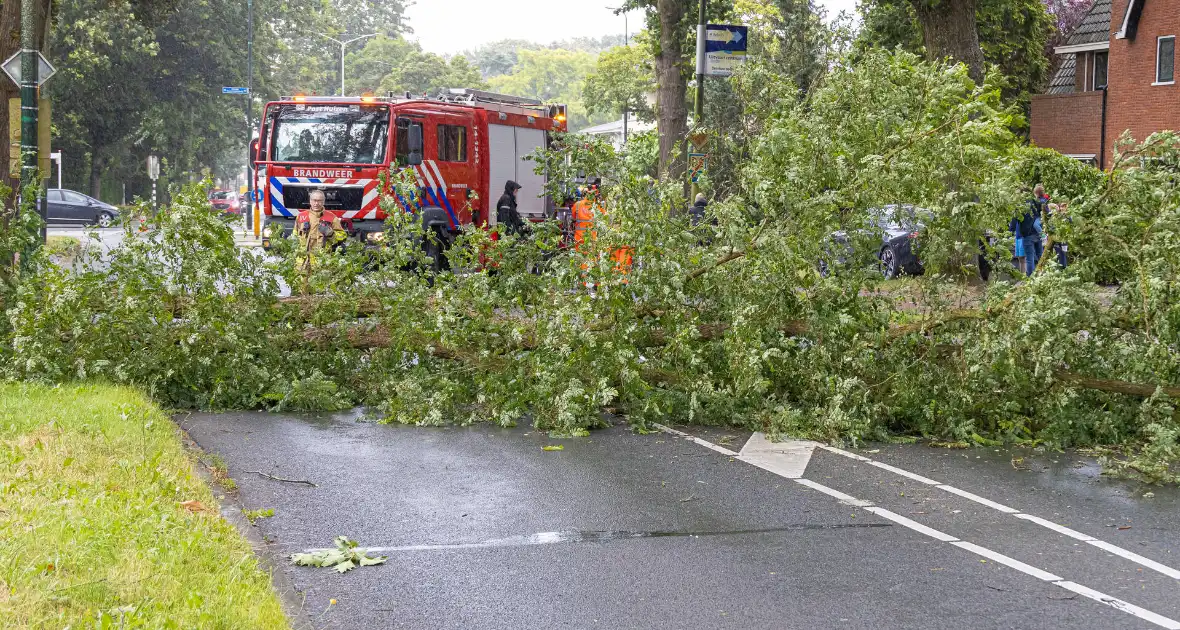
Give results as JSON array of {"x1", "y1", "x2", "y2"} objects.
[{"x1": 330, "y1": 523, "x2": 892, "y2": 554}]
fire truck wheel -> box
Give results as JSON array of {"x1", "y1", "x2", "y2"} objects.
[{"x1": 423, "y1": 234, "x2": 445, "y2": 274}]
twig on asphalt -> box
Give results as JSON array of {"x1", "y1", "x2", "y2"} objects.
[{"x1": 245, "y1": 471, "x2": 318, "y2": 487}]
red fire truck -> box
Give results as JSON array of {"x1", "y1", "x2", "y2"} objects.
[{"x1": 252, "y1": 89, "x2": 568, "y2": 251}]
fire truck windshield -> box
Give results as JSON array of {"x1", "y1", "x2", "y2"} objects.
[{"x1": 270, "y1": 103, "x2": 390, "y2": 165}]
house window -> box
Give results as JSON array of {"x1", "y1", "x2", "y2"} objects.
[
  {"x1": 1093, "y1": 52, "x2": 1108, "y2": 89},
  {"x1": 437, "y1": 125, "x2": 468, "y2": 162},
  {"x1": 1157, "y1": 36, "x2": 1175, "y2": 84}
]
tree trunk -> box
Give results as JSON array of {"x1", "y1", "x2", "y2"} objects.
[
  {"x1": 90, "y1": 153, "x2": 103, "y2": 199},
  {"x1": 911, "y1": 0, "x2": 986, "y2": 84},
  {"x1": 655, "y1": 0, "x2": 688, "y2": 182}
]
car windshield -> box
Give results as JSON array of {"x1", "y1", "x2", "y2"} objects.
[
  {"x1": 872, "y1": 205, "x2": 929, "y2": 230},
  {"x1": 210, "y1": 191, "x2": 233, "y2": 200},
  {"x1": 270, "y1": 103, "x2": 390, "y2": 165}
]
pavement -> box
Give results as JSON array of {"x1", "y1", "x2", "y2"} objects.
[{"x1": 180, "y1": 412, "x2": 1180, "y2": 630}]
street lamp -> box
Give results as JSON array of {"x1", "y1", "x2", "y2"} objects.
[{"x1": 316, "y1": 32, "x2": 379, "y2": 96}]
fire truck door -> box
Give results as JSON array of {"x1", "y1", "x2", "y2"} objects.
[
  {"x1": 488, "y1": 124, "x2": 548, "y2": 222},
  {"x1": 513, "y1": 127, "x2": 547, "y2": 218},
  {"x1": 487, "y1": 124, "x2": 515, "y2": 227}
]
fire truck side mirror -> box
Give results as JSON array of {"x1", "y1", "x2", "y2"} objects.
[{"x1": 407, "y1": 125, "x2": 424, "y2": 166}]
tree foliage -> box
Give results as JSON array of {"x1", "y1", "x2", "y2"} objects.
[
  {"x1": 3, "y1": 50, "x2": 1178, "y2": 481},
  {"x1": 488, "y1": 49, "x2": 611, "y2": 130},
  {"x1": 343, "y1": 36, "x2": 486, "y2": 97}
]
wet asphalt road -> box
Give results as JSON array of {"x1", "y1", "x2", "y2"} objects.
[{"x1": 181, "y1": 412, "x2": 1180, "y2": 630}]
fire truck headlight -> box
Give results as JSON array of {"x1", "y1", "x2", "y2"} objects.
[
  {"x1": 262, "y1": 226, "x2": 273, "y2": 237},
  {"x1": 365, "y1": 231, "x2": 386, "y2": 243}
]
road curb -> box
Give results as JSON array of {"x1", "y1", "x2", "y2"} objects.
[{"x1": 173, "y1": 416, "x2": 316, "y2": 630}]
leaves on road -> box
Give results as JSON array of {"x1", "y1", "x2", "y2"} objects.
[
  {"x1": 542, "y1": 445, "x2": 564, "y2": 451},
  {"x1": 291, "y1": 536, "x2": 387, "y2": 573}
]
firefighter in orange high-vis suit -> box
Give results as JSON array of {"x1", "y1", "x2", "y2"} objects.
[
  {"x1": 295, "y1": 189, "x2": 347, "y2": 293},
  {"x1": 571, "y1": 180, "x2": 633, "y2": 282}
]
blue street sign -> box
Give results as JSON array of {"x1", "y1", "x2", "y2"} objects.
[
  {"x1": 704, "y1": 25, "x2": 748, "y2": 77},
  {"x1": 222, "y1": 86, "x2": 250, "y2": 95}
]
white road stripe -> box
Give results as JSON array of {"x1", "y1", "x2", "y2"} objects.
[
  {"x1": 1052, "y1": 581, "x2": 1180, "y2": 630},
  {"x1": 937, "y1": 485, "x2": 1019, "y2": 513},
  {"x1": 1013, "y1": 514, "x2": 1096, "y2": 541},
  {"x1": 863, "y1": 506, "x2": 960, "y2": 542},
  {"x1": 667, "y1": 431, "x2": 1180, "y2": 630},
  {"x1": 1086, "y1": 541, "x2": 1180, "y2": 580},
  {"x1": 818, "y1": 444, "x2": 1180, "y2": 581},
  {"x1": 650, "y1": 423, "x2": 738, "y2": 457},
  {"x1": 795, "y1": 478, "x2": 875, "y2": 508},
  {"x1": 951, "y1": 541, "x2": 1063, "y2": 581}
]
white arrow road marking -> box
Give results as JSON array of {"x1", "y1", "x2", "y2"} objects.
[
  {"x1": 737, "y1": 432, "x2": 818, "y2": 479},
  {"x1": 654, "y1": 425, "x2": 1180, "y2": 630}
]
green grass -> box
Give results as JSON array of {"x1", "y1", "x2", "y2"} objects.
[
  {"x1": 44, "y1": 236, "x2": 81, "y2": 260},
  {"x1": 0, "y1": 383, "x2": 290, "y2": 629}
]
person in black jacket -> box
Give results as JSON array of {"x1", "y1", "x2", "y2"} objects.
[{"x1": 496, "y1": 180, "x2": 526, "y2": 237}]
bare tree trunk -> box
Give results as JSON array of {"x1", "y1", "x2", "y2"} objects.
[
  {"x1": 911, "y1": 0, "x2": 986, "y2": 84},
  {"x1": 90, "y1": 154, "x2": 104, "y2": 199},
  {"x1": 655, "y1": 0, "x2": 688, "y2": 182}
]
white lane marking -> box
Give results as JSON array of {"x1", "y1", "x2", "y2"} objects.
[
  {"x1": 668, "y1": 432, "x2": 1180, "y2": 630},
  {"x1": 738, "y1": 433, "x2": 818, "y2": 479},
  {"x1": 863, "y1": 506, "x2": 960, "y2": 542},
  {"x1": 1087, "y1": 541, "x2": 1180, "y2": 581},
  {"x1": 1014, "y1": 514, "x2": 1096, "y2": 541},
  {"x1": 1052, "y1": 581, "x2": 1180, "y2": 630},
  {"x1": 819, "y1": 445, "x2": 1180, "y2": 581},
  {"x1": 937, "y1": 485, "x2": 1020, "y2": 514},
  {"x1": 794, "y1": 478, "x2": 875, "y2": 508},
  {"x1": 951, "y1": 541, "x2": 1063, "y2": 582},
  {"x1": 651, "y1": 423, "x2": 738, "y2": 457}
]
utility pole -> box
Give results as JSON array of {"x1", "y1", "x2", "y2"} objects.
[
  {"x1": 691, "y1": 0, "x2": 707, "y2": 199},
  {"x1": 245, "y1": 0, "x2": 254, "y2": 233}
]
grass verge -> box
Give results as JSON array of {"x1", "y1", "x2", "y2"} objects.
[{"x1": 0, "y1": 383, "x2": 290, "y2": 628}]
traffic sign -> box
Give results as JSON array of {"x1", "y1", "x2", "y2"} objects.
[
  {"x1": 222, "y1": 86, "x2": 250, "y2": 95},
  {"x1": 704, "y1": 24, "x2": 748, "y2": 77},
  {"x1": 689, "y1": 153, "x2": 708, "y2": 184},
  {"x1": 147, "y1": 155, "x2": 160, "y2": 181},
  {"x1": 1, "y1": 50, "x2": 56, "y2": 88}
]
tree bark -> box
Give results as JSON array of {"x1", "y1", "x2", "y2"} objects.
[
  {"x1": 655, "y1": 0, "x2": 688, "y2": 182},
  {"x1": 90, "y1": 153, "x2": 103, "y2": 199},
  {"x1": 911, "y1": 0, "x2": 986, "y2": 84}
]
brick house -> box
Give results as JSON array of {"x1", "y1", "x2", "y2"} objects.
[{"x1": 1030, "y1": 0, "x2": 1178, "y2": 168}]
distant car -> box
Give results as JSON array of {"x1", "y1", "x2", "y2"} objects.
[
  {"x1": 822, "y1": 205, "x2": 927, "y2": 279},
  {"x1": 45, "y1": 189, "x2": 120, "y2": 227},
  {"x1": 208, "y1": 189, "x2": 241, "y2": 215}
]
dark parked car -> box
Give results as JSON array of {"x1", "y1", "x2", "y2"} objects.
[
  {"x1": 208, "y1": 189, "x2": 241, "y2": 215},
  {"x1": 46, "y1": 189, "x2": 120, "y2": 227},
  {"x1": 822, "y1": 205, "x2": 927, "y2": 279}
]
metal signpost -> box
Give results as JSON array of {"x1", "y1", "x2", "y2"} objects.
[
  {"x1": 3, "y1": 32, "x2": 56, "y2": 244},
  {"x1": 148, "y1": 155, "x2": 160, "y2": 211}
]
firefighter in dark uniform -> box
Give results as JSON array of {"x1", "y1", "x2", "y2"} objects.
[
  {"x1": 295, "y1": 188, "x2": 346, "y2": 293},
  {"x1": 496, "y1": 180, "x2": 526, "y2": 237}
]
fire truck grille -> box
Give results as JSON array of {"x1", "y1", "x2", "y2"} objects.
[{"x1": 283, "y1": 185, "x2": 365, "y2": 212}]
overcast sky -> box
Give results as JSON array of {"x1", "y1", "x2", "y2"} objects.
[{"x1": 403, "y1": 0, "x2": 860, "y2": 55}]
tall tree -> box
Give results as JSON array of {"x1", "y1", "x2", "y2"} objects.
[
  {"x1": 488, "y1": 49, "x2": 606, "y2": 130},
  {"x1": 331, "y1": 0, "x2": 408, "y2": 37},
  {"x1": 912, "y1": 0, "x2": 986, "y2": 83},
  {"x1": 858, "y1": 0, "x2": 1052, "y2": 114},
  {"x1": 654, "y1": 0, "x2": 689, "y2": 180}
]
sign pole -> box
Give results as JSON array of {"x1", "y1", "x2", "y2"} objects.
[
  {"x1": 691, "y1": 0, "x2": 707, "y2": 199},
  {"x1": 245, "y1": 0, "x2": 254, "y2": 233},
  {"x1": 19, "y1": 0, "x2": 37, "y2": 195}
]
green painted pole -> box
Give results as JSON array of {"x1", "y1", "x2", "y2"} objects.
[
  {"x1": 19, "y1": 0, "x2": 37, "y2": 194},
  {"x1": 691, "y1": 0, "x2": 706, "y2": 199}
]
